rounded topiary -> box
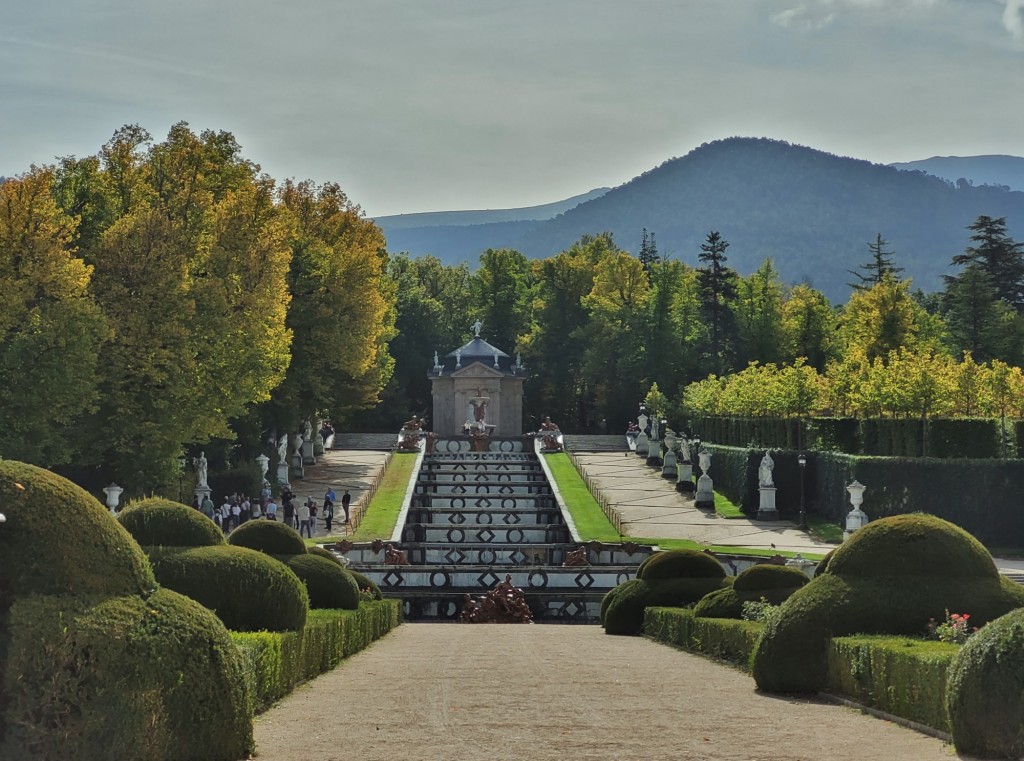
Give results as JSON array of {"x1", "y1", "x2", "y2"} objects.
[
  {"x1": 308, "y1": 546, "x2": 343, "y2": 565},
  {"x1": 283, "y1": 554, "x2": 360, "y2": 610},
  {"x1": 348, "y1": 569, "x2": 383, "y2": 600},
  {"x1": 228, "y1": 519, "x2": 307, "y2": 556},
  {"x1": 947, "y1": 608, "x2": 1024, "y2": 758},
  {"x1": 825, "y1": 513, "x2": 996, "y2": 579},
  {"x1": 119, "y1": 497, "x2": 224, "y2": 548},
  {"x1": 2, "y1": 589, "x2": 252, "y2": 761},
  {"x1": 0, "y1": 459, "x2": 154, "y2": 600},
  {"x1": 733, "y1": 564, "x2": 810, "y2": 592},
  {"x1": 751, "y1": 514, "x2": 1024, "y2": 693},
  {"x1": 637, "y1": 549, "x2": 726, "y2": 581},
  {"x1": 602, "y1": 576, "x2": 731, "y2": 635},
  {"x1": 150, "y1": 545, "x2": 308, "y2": 632}
]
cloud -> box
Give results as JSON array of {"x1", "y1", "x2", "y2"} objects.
[
  {"x1": 1004, "y1": 0, "x2": 1024, "y2": 39},
  {"x1": 770, "y1": 5, "x2": 836, "y2": 30},
  {"x1": 770, "y1": 0, "x2": 939, "y2": 30}
]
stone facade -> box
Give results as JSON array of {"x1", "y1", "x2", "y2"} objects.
[{"x1": 429, "y1": 335, "x2": 526, "y2": 436}]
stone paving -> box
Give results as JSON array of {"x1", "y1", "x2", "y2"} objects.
[
  {"x1": 572, "y1": 450, "x2": 836, "y2": 556},
  {"x1": 283, "y1": 448, "x2": 391, "y2": 538}
]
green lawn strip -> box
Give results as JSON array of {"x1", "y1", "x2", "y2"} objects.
[
  {"x1": 350, "y1": 453, "x2": 419, "y2": 540},
  {"x1": 807, "y1": 514, "x2": 843, "y2": 544},
  {"x1": 544, "y1": 453, "x2": 824, "y2": 560},
  {"x1": 714, "y1": 491, "x2": 745, "y2": 519},
  {"x1": 543, "y1": 453, "x2": 622, "y2": 542}
]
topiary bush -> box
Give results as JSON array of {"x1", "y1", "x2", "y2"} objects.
[
  {"x1": 946, "y1": 608, "x2": 1024, "y2": 758},
  {"x1": 751, "y1": 514, "x2": 1024, "y2": 694},
  {"x1": 150, "y1": 545, "x2": 308, "y2": 632},
  {"x1": 0, "y1": 460, "x2": 155, "y2": 601},
  {"x1": 347, "y1": 570, "x2": 383, "y2": 600},
  {"x1": 283, "y1": 554, "x2": 360, "y2": 610},
  {"x1": 693, "y1": 563, "x2": 808, "y2": 620},
  {"x1": 307, "y1": 546, "x2": 343, "y2": 565},
  {"x1": 2, "y1": 589, "x2": 252, "y2": 761},
  {"x1": 638, "y1": 549, "x2": 726, "y2": 581},
  {"x1": 602, "y1": 550, "x2": 731, "y2": 635},
  {"x1": 118, "y1": 497, "x2": 224, "y2": 548},
  {"x1": 228, "y1": 519, "x2": 307, "y2": 556}
]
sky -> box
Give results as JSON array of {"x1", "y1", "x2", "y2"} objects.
[{"x1": 2, "y1": 0, "x2": 1024, "y2": 217}]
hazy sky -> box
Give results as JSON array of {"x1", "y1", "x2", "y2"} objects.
[{"x1": 2, "y1": 0, "x2": 1023, "y2": 216}]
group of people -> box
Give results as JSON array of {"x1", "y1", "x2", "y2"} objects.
[{"x1": 193, "y1": 485, "x2": 351, "y2": 537}]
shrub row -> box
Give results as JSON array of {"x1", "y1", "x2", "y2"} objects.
[
  {"x1": 703, "y1": 445, "x2": 813, "y2": 515},
  {"x1": 643, "y1": 607, "x2": 761, "y2": 668},
  {"x1": 232, "y1": 600, "x2": 402, "y2": 712},
  {"x1": 689, "y1": 415, "x2": 1002, "y2": 458},
  {"x1": 825, "y1": 636, "x2": 957, "y2": 734}
]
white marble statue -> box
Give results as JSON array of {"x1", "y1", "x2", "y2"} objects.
[
  {"x1": 195, "y1": 451, "x2": 208, "y2": 488},
  {"x1": 679, "y1": 434, "x2": 690, "y2": 463},
  {"x1": 472, "y1": 319, "x2": 483, "y2": 337},
  {"x1": 277, "y1": 433, "x2": 288, "y2": 462},
  {"x1": 455, "y1": 348, "x2": 462, "y2": 368},
  {"x1": 303, "y1": 419, "x2": 312, "y2": 441},
  {"x1": 759, "y1": 451, "x2": 775, "y2": 487}
]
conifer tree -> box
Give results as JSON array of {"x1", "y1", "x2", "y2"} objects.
[
  {"x1": 947, "y1": 216, "x2": 1024, "y2": 312},
  {"x1": 638, "y1": 227, "x2": 660, "y2": 271},
  {"x1": 696, "y1": 230, "x2": 738, "y2": 374},
  {"x1": 847, "y1": 233, "x2": 904, "y2": 291}
]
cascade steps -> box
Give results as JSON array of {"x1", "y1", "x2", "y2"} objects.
[{"x1": 342, "y1": 442, "x2": 653, "y2": 623}]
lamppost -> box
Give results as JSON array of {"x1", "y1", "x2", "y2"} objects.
[
  {"x1": 797, "y1": 452, "x2": 808, "y2": 531},
  {"x1": 177, "y1": 454, "x2": 187, "y2": 503}
]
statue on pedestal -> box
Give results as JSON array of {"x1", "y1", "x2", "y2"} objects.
[
  {"x1": 195, "y1": 452, "x2": 208, "y2": 489},
  {"x1": 759, "y1": 451, "x2": 775, "y2": 487}
]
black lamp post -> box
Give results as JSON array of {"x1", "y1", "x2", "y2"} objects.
[
  {"x1": 177, "y1": 454, "x2": 187, "y2": 503},
  {"x1": 797, "y1": 452, "x2": 808, "y2": 531},
  {"x1": 692, "y1": 435, "x2": 702, "y2": 475}
]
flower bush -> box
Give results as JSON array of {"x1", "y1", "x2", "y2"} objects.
[{"x1": 927, "y1": 610, "x2": 978, "y2": 645}]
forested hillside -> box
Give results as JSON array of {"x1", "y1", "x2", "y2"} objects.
[
  {"x1": 890, "y1": 155, "x2": 1024, "y2": 193},
  {"x1": 382, "y1": 138, "x2": 1024, "y2": 302}
]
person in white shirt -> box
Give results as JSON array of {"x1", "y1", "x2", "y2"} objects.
[
  {"x1": 250, "y1": 499, "x2": 262, "y2": 520},
  {"x1": 265, "y1": 498, "x2": 278, "y2": 521},
  {"x1": 297, "y1": 500, "x2": 312, "y2": 538},
  {"x1": 220, "y1": 500, "x2": 233, "y2": 532}
]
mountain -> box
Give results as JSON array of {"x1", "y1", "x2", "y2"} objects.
[
  {"x1": 380, "y1": 138, "x2": 1024, "y2": 302},
  {"x1": 889, "y1": 155, "x2": 1024, "y2": 192},
  {"x1": 374, "y1": 187, "x2": 609, "y2": 230}
]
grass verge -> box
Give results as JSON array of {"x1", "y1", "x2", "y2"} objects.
[
  {"x1": 351, "y1": 452, "x2": 419, "y2": 540},
  {"x1": 807, "y1": 514, "x2": 843, "y2": 544}
]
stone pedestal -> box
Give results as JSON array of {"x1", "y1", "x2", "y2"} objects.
[
  {"x1": 844, "y1": 507, "x2": 868, "y2": 540},
  {"x1": 194, "y1": 485, "x2": 212, "y2": 506},
  {"x1": 277, "y1": 460, "x2": 291, "y2": 487},
  {"x1": 635, "y1": 432, "x2": 649, "y2": 457},
  {"x1": 756, "y1": 486, "x2": 779, "y2": 521},
  {"x1": 302, "y1": 438, "x2": 315, "y2": 466},
  {"x1": 695, "y1": 473, "x2": 715, "y2": 510},
  {"x1": 647, "y1": 441, "x2": 663, "y2": 468},
  {"x1": 662, "y1": 448, "x2": 678, "y2": 479},
  {"x1": 676, "y1": 461, "x2": 694, "y2": 492},
  {"x1": 291, "y1": 451, "x2": 304, "y2": 480}
]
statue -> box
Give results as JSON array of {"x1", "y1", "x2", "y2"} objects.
[
  {"x1": 195, "y1": 451, "x2": 208, "y2": 488},
  {"x1": 759, "y1": 451, "x2": 775, "y2": 487},
  {"x1": 303, "y1": 420, "x2": 312, "y2": 441},
  {"x1": 679, "y1": 434, "x2": 691, "y2": 463},
  {"x1": 540, "y1": 416, "x2": 562, "y2": 451},
  {"x1": 402, "y1": 415, "x2": 423, "y2": 431},
  {"x1": 277, "y1": 433, "x2": 288, "y2": 462},
  {"x1": 563, "y1": 546, "x2": 588, "y2": 567},
  {"x1": 471, "y1": 319, "x2": 483, "y2": 337},
  {"x1": 455, "y1": 348, "x2": 462, "y2": 368},
  {"x1": 469, "y1": 389, "x2": 488, "y2": 424},
  {"x1": 384, "y1": 543, "x2": 409, "y2": 565},
  {"x1": 433, "y1": 350, "x2": 439, "y2": 368}
]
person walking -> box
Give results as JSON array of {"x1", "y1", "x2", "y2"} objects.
[
  {"x1": 265, "y1": 497, "x2": 278, "y2": 521},
  {"x1": 323, "y1": 498, "x2": 334, "y2": 532},
  {"x1": 341, "y1": 490, "x2": 351, "y2": 524},
  {"x1": 297, "y1": 499, "x2": 312, "y2": 538},
  {"x1": 307, "y1": 497, "x2": 318, "y2": 535},
  {"x1": 283, "y1": 495, "x2": 295, "y2": 529},
  {"x1": 200, "y1": 494, "x2": 215, "y2": 520}
]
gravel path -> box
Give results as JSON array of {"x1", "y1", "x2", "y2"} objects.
[{"x1": 253, "y1": 624, "x2": 958, "y2": 761}]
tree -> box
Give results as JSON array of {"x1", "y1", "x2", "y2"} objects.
[
  {"x1": 696, "y1": 231, "x2": 738, "y2": 375},
  {"x1": 638, "y1": 227, "x2": 660, "y2": 272},
  {"x1": 0, "y1": 169, "x2": 108, "y2": 466},
  {"x1": 780, "y1": 284, "x2": 837, "y2": 370},
  {"x1": 847, "y1": 233, "x2": 903, "y2": 291},
  {"x1": 269, "y1": 179, "x2": 395, "y2": 430},
  {"x1": 942, "y1": 263, "x2": 1013, "y2": 362},
  {"x1": 734, "y1": 259, "x2": 785, "y2": 367},
  {"x1": 470, "y1": 248, "x2": 533, "y2": 352},
  {"x1": 948, "y1": 216, "x2": 1024, "y2": 312},
  {"x1": 837, "y1": 274, "x2": 944, "y2": 363}
]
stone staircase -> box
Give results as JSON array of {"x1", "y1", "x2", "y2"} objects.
[
  {"x1": 337, "y1": 438, "x2": 653, "y2": 623},
  {"x1": 563, "y1": 434, "x2": 630, "y2": 452},
  {"x1": 329, "y1": 433, "x2": 398, "y2": 450}
]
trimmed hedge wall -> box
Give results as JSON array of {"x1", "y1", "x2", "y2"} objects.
[
  {"x1": 703, "y1": 445, "x2": 813, "y2": 515},
  {"x1": 232, "y1": 600, "x2": 402, "y2": 712},
  {"x1": 690, "y1": 414, "x2": 1001, "y2": 458},
  {"x1": 643, "y1": 607, "x2": 761, "y2": 668},
  {"x1": 826, "y1": 636, "x2": 956, "y2": 734}
]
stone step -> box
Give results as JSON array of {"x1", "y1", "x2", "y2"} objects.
[
  {"x1": 400, "y1": 524, "x2": 571, "y2": 545},
  {"x1": 330, "y1": 433, "x2": 398, "y2": 450},
  {"x1": 422, "y1": 463, "x2": 543, "y2": 474},
  {"x1": 399, "y1": 594, "x2": 604, "y2": 624},
  {"x1": 414, "y1": 483, "x2": 552, "y2": 496},
  {"x1": 412, "y1": 495, "x2": 557, "y2": 509},
  {"x1": 425, "y1": 452, "x2": 536, "y2": 462},
  {"x1": 406, "y1": 508, "x2": 564, "y2": 526},
  {"x1": 358, "y1": 564, "x2": 636, "y2": 590},
  {"x1": 430, "y1": 438, "x2": 530, "y2": 454},
  {"x1": 563, "y1": 434, "x2": 630, "y2": 452},
  {"x1": 336, "y1": 542, "x2": 652, "y2": 567},
  {"x1": 420, "y1": 473, "x2": 547, "y2": 484}
]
